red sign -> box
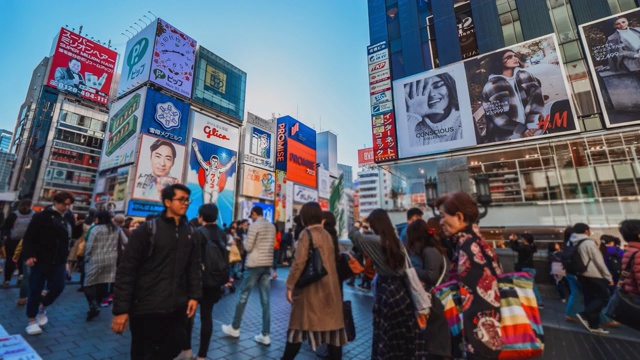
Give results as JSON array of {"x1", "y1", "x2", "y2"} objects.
[
  {"x1": 319, "y1": 198, "x2": 329, "y2": 211},
  {"x1": 358, "y1": 148, "x2": 375, "y2": 166},
  {"x1": 47, "y1": 28, "x2": 118, "y2": 105},
  {"x1": 286, "y1": 139, "x2": 317, "y2": 188},
  {"x1": 371, "y1": 112, "x2": 398, "y2": 162}
]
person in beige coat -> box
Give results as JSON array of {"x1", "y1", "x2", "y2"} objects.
[{"x1": 282, "y1": 202, "x2": 347, "y2": 360}]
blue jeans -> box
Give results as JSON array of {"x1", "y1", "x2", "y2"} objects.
[
  {"x1": 19, "y1": 263, "x2": 30, "y2": 299},
  {"x1": 26, "y1": 264, "x2": 66, "y2": 319},
  {"x1": 231, "y1": 266, "x2": 270, "y2": 335},
  {"x1": 565, "y1": 274, "x2": 584, "y2": 317},
  {"x1": 522, "y1": 268, "x2": 543, "y2": 306}
]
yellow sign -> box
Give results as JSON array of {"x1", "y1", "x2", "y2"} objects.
[{"x1": 205, "y1": 64, "x2": 226, "y2": 94}]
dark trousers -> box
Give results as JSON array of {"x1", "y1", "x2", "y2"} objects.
[
  {"x1": 185, "y1": 287, "x2": 221, "y2": 357},
  {"x1": 84, "y1": 283, "x2": 108, "y2": 309},
  {"x1": 4, "y1": 239, "x2": 23, "y2": 282},
  {"x1": 130, "y1": 307, "x2": 186, "y2": 360},
  {"x1": 578, "y1": 276, "x2": 610, "y2": 328},
  {"x1": 26, "y1": 264, "x2": 66, "y2": 318},
  {"x1": 282, "y1": 341, "x2": 342, "y2": 360},
  {"x1": 77, "y1": 256, "x2": 85, "y2": 288}
]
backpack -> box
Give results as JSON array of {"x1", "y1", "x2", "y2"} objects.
[
  {"x1": 198, "y1": 226, "x2": 229, "y2": 289},
  {"x1": 11, "y1": 211, "x2": 34, "y2": 241},
  {"x1": 607, "y1": 251, "x2": 623, "y2": 279},
  {"x1": 560, "y1": 239, "x2": 591, "y2": 275}
]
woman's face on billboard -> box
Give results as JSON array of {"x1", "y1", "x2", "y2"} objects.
[
  {"x1": 425, "y1": 77, "x2": 450, "y2": 116},
  {"x1": 502, "y1": 51, "x2": 520, "y2": 69}
]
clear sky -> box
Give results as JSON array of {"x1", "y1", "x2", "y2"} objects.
[{"x1": 0, "y1": 0, "x2": 372, "y2": 170}]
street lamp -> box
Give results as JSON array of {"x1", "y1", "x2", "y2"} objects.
[
  {"x1": 424, "y1": 177, "x2": 438, "y2": 217},
  {"x1": 474, "y1": 173, "x2": 492, "y2": 220}
]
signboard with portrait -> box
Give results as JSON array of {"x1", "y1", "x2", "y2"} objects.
[
  {"x1": 118, "y1": 19, "x2": 157, "y2": 96},
  {"x1": 132, "y1": 134, "x2": 186, "y2": 203},
  {"x1": 193, "y1": 46, "x2": 247, "y2": 122},
  {"x1": 100, "y1": 87, "x2": 146, "y2": 171},
  {"x1": 242, "y1": 113, "x2": 276, "y2": 170},
  {"x1": 186, "y1": 111, "x2": 240, "y2": 227},
  {"x1": 241, "y1": 165, "x2": 275, "y2": 200},
  {"x1": 580, "y1": 8, "x2": 640, "y2": 127},
  {"x1": 47, "y1": 28, "x2": 118, "y2": 105},
  {"x1": 150, "y1": 19, "x2": 197, "y2": 98}
]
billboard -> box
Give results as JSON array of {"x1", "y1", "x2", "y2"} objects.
[
  {"x1": 358, "y1": 147, "x2": 375, "y2": 166},
  {"x1": 275, "y1": 116, "x2": 317, "y2": 187},
  {"x1": 140, "y1": 88, "x2": 191, "y2": 146},
  {"x1": 239, "y1": 200, "x2": 274, "y2": 223},
  {"x1": 118, "y1": 19, "x2": 156, "y2": 96},
  {"x1": 367, "y1": 41, "x2": 398, "y2": 162},
  {"x1": 193, "y1": 46, "x2": 247, "y2": 122},
  {"x1": 293, "y1": 184, "x2": 318, "y2": 204},
  {"x1": 241, "y1": 165, "x2": 275, "y2": 200},
  {"x1": 186, "y1": 111, "x2": 240, "y2": 226},
  {"x1": 580, "y1": 9, "x2": 640, "y2": 127},
  {"x1": 150, "y1": 19, "x2": 197, "y2": 98},
  {"x1": 393, "y1": 62, "x2": 477, "y2": 159},
  {"x1": 47, "y1": 28, "x2": 117, "y2": 105},
  {"x1": 286, "y1": 139, "x2": 317, "y2": 188},
  {"x1": 94, "y1": 166, "x2": 130, "y2": 212},
  {"x1": 275, "y1": 170, "x2": 287, "y2": 223},
  {"x1": 242, "y1": 113, "x2": 275, "y2": 170},
  {"x1": 132, "y1": 133, "x2": 186, "y2": 203},
  {"x1": 317, "y1": 168, "x2": 331, "y2": 199},
  {"x1": 100, "y1": 87, "x2": 146, "y2": 171}
]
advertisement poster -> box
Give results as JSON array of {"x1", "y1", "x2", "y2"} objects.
[
  {"x1": 132, "y1": 134, "x2": 186, "y2": 202},
  {"x1": 186, "y1": 111, "x2": 240, "y2": 226},
  {"x1": 140, "y1": 88, "x2": 190, "y2": 145},
  {"x1": 286, "y1": 139, "x2": 317, "y2": 188},
  {"x1": 317, "y1": 168, "x2": 331, "y2": 199},
  {"x1": 393, "y1": 62, "x2": 477, "y2": 158},
  {"x1": 243, "y1": 113, "x2": 276, "y2": 170},
  {"x1": 293, "y1": 184, "x2": 318, "y2": 204},
  {"x1": 241, "y1": 165, "x2": 275, "y2": 200},
  {"x1": 464, "y1": 35, "x2": 578, "y2": 145},
  {"x1": 319, "y1": 198, "x2": 329, "y2": 211},
  {"x1": 47, "y1": 28, "x2": 117, "y2": 105},
  {"x1": 358, "y1": 147, "x2": 375, "y2": 166},
  {"x1": 275, "y1": 170, "x2": 287, "y2": 223},
  {"x1": 100, "y1": 87, "x2": 146, "y2": 171},
  {"x1": 580, "y1": 9, "x2": 640, "y2": 127},
  {"x1": 149, "y1": 19, "x2": 196, "y2": 98},
  {"x1": 118, "y1": 19, "x2": 157, "y2": 96},
  {"x1": 367, "y1": 41, "x2": 398, "y2": 162},
  {"x1": 193, "y1": 46, "x2": 247, "y2": 122}
]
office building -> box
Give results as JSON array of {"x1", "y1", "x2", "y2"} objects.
[
  {"x1": 356, "y1": 167, "x2": 394, "y2": 218},
  {"x1": 316, "y1": 130, "x2": 339, "y2": 173},
  {"x1": 338, "y1": 163, "x2": 354, "y2": 189},
  {"x1": 0, "y1": 130, "x2": 12, "y2": 153},
  {"x1": 367, "y1": 0, "x2": 640, "y2": 235}
]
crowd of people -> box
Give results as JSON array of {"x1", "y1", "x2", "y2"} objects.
[{"x1": 1, "y1": 187, "x2": 639, "y2": 359}]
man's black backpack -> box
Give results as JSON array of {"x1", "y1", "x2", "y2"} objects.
[
  {"x1": 607, "y1": 251, "x2": 623, "y2": 279},
  {"x1": 560, "y1": 239, "x2": 591, "y2": 275},
  {"x1": 198, "y1": 225, "x2": 229, "y2": 289}
]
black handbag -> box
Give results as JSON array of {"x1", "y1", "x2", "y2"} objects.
[
  {"x1": 295, "y1": 229, "x2": 328, "y2": 288},
  {"x1": 605, "y1": 250, "x2": 640, "y2": 330},
  {"x1": 343, "y1": 300, "x2": 356, "y2": 341}
]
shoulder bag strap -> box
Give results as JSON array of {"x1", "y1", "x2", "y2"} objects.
[
  {"x1": 401, "y1": 246, "x2": 413, "y2": 270},
  {"x1": 305, "y1": 229, "x2": 314, "y2": 248},
  {"x1": 435, "y1": 254, "x2": 448, "y2": 287}
]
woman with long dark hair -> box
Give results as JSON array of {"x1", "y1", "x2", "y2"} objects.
[
  {"x1": 435, "y1": 192, "x2": 502, "y2": 359},
  {"x1": 83, "y1": 210, "x2": 127, "y2": 321},
  {"x1": 349, "y1": 208, "x2": 427, "y2": 359}
]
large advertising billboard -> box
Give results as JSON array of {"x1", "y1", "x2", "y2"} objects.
[
  {"x1": 239, "y1": 200, "x2": 274, "y2": 223},
  {"x1": 358, "y1": 147, "x2": 375, "y2": 166},
  {"x1": 580, "y1": 9, "x2": 640, "y2": 127},
  {"x1": 293, "y1": 184, "x2": 318, "y2": 204},
  {"x1": 100, "y1": 87, "x2": 146, "y2": 171},
  {"x1": 47, "y1": 28, "x2": 117, "y2": 105},
  {"x1": 186, "y1": 111, "x2": 240, "y2": 226},
  {"x1": 241, "y1": 165, "x2": 275, "y2": 200},
  {"x1": 275, "y1": 116, "x2": 317, "y2": 188},
  {"x1": 193, "y1": 46, "x2": 247, "y2": 122},
  {"x1": 94, "y1": 166, "x2": 130, "y2": 212},
  {"x1": 242, "y1": 113, "x2": 275, "y2": 170},
  {"x1": 286, "y1": 139, "x2": 317, "y2": 188},
  {"x1": 389, "y1": 34, "x2": 578, "y2": 160},
  {"x1": 140, "y1": 88, "x2": 190, "y2": 145},
  {"x1": 118, "y1": 19, "x2": 156, "y2": 96}
]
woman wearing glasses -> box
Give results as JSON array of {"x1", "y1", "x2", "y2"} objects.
[{"x1": 481, "y1": 50, "x2": 544, "y2": 142}]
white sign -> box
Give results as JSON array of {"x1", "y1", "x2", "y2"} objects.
[
  {"x1": 370, "y1": 69, "x2": 391, "y2": 83},
  {"x1": 370, "y1": 90, "x2": 392, "y2": 105},
  {"x1": 150, "y1": 19, "x2": 197, "y2": 98},
  {"x1": 371, "y1": 102, "x2": 393, "y2": 115},
  {"x1": 370, "y1": 79, "x2": 392, "y2": 95},
  {"x1": 368, "y1": 50, "x2": 388, "y2": 64},
  {"x1": 368, "y1": 59, "x2": 389, "y2": 75},
  {"x1": 293, "y1": 184, "x2": 318, "y2": 204},
  {"x1": 118, "y1": 20, "x2": 156, "y2": 96},
  {"x1": 317, "y1": 168, "x2": 332, "y2": 199},
  {"x1": 242, "y1": 113, "x2": 276, "y2": 170}
]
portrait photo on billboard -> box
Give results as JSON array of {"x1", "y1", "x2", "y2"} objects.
[
  {"x1": 132, "y1": 134, "x2": 186, "y2": 203},
  {"x1": 393, "y1": 63, "x2": 477, "y2": 159},
  {"x1": 463, "y1": 35, "x2": 578, "y2": 145},
  {"x1": 47, "y1": 28, "x2": 117, "y2": 105},
  {"x1": 580, "y1": 8, "x2": 640, "y2": 127}
]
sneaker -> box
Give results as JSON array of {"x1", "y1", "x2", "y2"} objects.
[
  {"x1": 25, "y1": 322, "x2": 42, "y2": 336},
  {"x1": 590, "y1": 327, "x2": 610, "y2": 335},
  {"x1": 576, "y1": 314, "x2": 591, "y2": 332},
  {"x1": 221, "y1": 324, "x2": 240, "y2": 338},
  {"x1": 539, "y1": 304, "x2": 545, "y2": 310},
  {"x1": 86, "y1": 308, "x2": 100, "y2": 321},
  {"x1": 36, "y1": 310, "x2": 48, "y2": 326},
  {"x1": 602, "y1": 320, "x2": 620, "y2": 328},
  {"x1": 565, "y1": 316, "x2": 579, "y2": 323},
  {"x1": 561, "y1": 299, "x2": 567, "y2": 303},
  {"x1": 100, "y1": 300, "x2": 109, "y2": 308},
  {"x1": 254, "y1": 333, "x2": 271, "y2": 346}
]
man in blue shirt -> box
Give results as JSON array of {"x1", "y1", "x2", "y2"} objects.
[{"x1": 400, "y1": 208, "x2": 424, "y2": 245}]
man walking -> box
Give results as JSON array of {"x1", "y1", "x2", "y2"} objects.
[
  {"x1": 112, "y1": 184, "x2": 201, "y2": 359},
  {"x1": 22, "y1": 192, "x2": 74, "y2": 335},
  {"x1": 571, "y1": 223, "x2": 613, "y2": 334},
  {"x1": 400, "y1": 207, "x2": 423, "y2": 245},
  {"x1": 222, "y1": 206, "x2": 275, "y2": 346}
]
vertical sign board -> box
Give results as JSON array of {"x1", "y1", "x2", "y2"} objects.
[
  {"x1": 47, "y1": 28, "x2": 118, "y2": 105},
  {"x1": 100, "y1": 87, "x2": 147, "y2": 171},
  {"x1": 186, "y1": 111, "x2": 240, "y2": 227},
  {"x1": 276, "y1": 116, "x2": 317, "y2": 188},
  {"x1": 317, "y1": 168, "x2": 331, "y2": 199},
  {"x1": 128, "y1": 89, "x2": 190, "y2": 217},
  {"x1": 367, "y1": 42, "x2": 398, "y2": 162},
  {"x1": 242, "y1": 113, "x2": 276, "y2": 170},
  {"x1": 275, "y1": 170, "x2": 287, "y2": 223},
  {"x1": 579, "y1": 8, "x2": 640, "y2": 128}
]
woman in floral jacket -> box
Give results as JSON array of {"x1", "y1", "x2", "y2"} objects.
[{"x1": 435, "y1": 192, "x2": 503, "y2": 359}]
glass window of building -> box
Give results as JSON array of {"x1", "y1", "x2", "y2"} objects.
[
  {"x1": 608, "y1": 0, "x2": 638, "y2": 13},
  {"x1": 496, "y1": 0, "x2": 524, "y2": 46},
  {"x1": 387, "y1": 4, "x2": 401, "y2": 40}
]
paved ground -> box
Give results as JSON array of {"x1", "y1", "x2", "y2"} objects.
[{"x1": 0, "y1": 267, "x2": 639, "y2": 359}]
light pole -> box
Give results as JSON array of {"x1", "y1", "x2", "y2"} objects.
[{"x1": 474, "y1": 173, "x2": 492, "y2": 220}]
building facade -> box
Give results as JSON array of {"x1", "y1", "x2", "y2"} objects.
[
  {"x1": 357, "y1": 167, "x2": 394, "y2": 218},
  {"x1": 338, "y1": 163, "x2": 354, "y2": 189},
  {"x1": 368, "y1": 0, "x2": 640, "y2": 234}
]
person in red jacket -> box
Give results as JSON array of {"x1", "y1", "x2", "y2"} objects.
[
  {"x1": 272, "y1": 230, "x2": 282, "y2": 279},
  {"x1": 619, "y1": 220, "x2": 640, "y2": 301}
]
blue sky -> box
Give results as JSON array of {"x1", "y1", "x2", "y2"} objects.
[{"x1": 0, "y1": 0, "x2": 372, "y2": 170}]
